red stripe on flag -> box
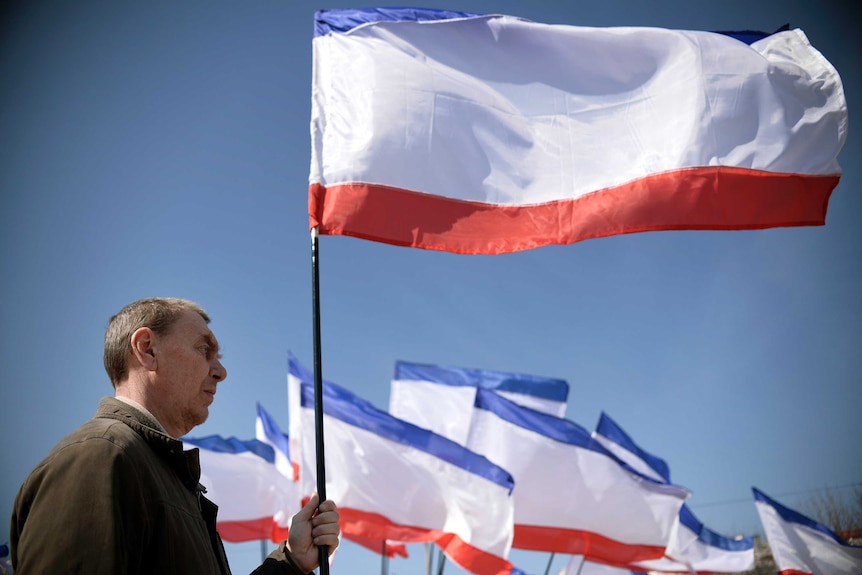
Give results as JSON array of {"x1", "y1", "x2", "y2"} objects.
[
  {"x1": 217, "y1": 517, "x2": 289, "y2": 543},
  {"x1": 309, "y1": 167, "x2": 837, "y2": 255},
  {"x1": 218, "y1": 516, "x2": 409, "y2": 558},
  {"x1": 339, "y1": 508, "x2": 513, "y2": 575},
  {"x1": 513, "y1": 524, "x2": 667, "y2": 565}
]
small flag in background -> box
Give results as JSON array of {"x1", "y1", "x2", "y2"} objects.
[
  {"x1": 290, "y1": 354, "x2": 517, "y2": 575},
  {"x1": 465, "y1": 389, "x2": 689, "y2": 565},
  {"x1": 309, "y1": 8, "x2": 846, "y2": 255},
  {"x1": 389, "y1": 360, "x2": 569, "y2": 445},
  {"x1": 753, "y1": 487, "x2": 862, "y2": 575},
  {"x1": 182, "y1": 435, "x2": 299, "y2": 543},
  {"x1": 592, "y1": 413, "x2": 755, "y2": 573}
]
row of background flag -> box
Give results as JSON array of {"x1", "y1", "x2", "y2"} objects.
[{"x1": 183, "y1": 355, "x2": 862, "y2": 575}]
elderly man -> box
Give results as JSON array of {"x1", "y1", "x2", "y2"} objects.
[{"x1": 11, "y1": 297, "x2": 339, "y2": 574}]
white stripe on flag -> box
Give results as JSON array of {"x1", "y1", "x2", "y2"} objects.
[
  {"x1": 466, "y1": 389, "x2": 688, "y2": 565},
  {"x1": 255, "y1": 403, "x2": 296, "y2": 480},
  {"x1": 309, "y1": 9, "x2": 846, "y2": 254},
  {"x1": 290, "y1": 355, "x2": 516, "y2": 575},
  {"x1": 390, "y1": 360, "x2": 569, "y2": 445},
  {"x1": 754, "y1": 487, "x2": 862, "y2": 575}
]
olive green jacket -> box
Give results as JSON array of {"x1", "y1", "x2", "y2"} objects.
[{"x1": 11, "y1": 397, "x2": 306, "y2": 575}]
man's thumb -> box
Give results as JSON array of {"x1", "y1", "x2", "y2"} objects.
[{"x1": 296, "y1": 492, "x2": 320, "y2": 520}]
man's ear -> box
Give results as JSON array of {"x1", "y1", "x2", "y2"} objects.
[{"x1": 130, "y1": 327, "x2": 158, "y2": 371}]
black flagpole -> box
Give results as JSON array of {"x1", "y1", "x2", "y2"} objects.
[
  {"x1": 543, "y1": 552, "x2": 555, "y2": 575},
  {"x1": 310, "y1": 226, "x2": 330, "y2": 575}
]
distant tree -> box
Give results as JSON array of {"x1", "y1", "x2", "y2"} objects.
[{"x1": 804, "y1": 484, "x2": 862, "y2": 542}]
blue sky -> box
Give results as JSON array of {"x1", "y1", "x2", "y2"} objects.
[{"x1": 1, "y1": 1, "x2": 859, "y2": 574}]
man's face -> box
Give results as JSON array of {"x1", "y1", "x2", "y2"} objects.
[{"x1": 152, "y1": 309, "x2": 227, "y2": 436}]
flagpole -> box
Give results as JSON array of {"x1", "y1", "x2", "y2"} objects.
[
  {"x1": 424, "y1": 543, "x2": 432, "y2": 575},
  {"x1": 381, "y1": 540, "x2": 386, "y2": 575},
  {"x1": 575, "y1": 554, "x2": 586, "y2": 575},
  {"x1": 543, "y1": 552, "x2": 555, "y2": 575},
  {"x1": 310, "y1": 226, "x2": 330, "y2": 575}
]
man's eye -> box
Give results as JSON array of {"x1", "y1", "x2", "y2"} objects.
[{"x1": 200, "y1": 346, "x2": 210, "y2": 355}]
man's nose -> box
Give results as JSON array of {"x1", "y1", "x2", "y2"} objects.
[{"x1": 211, "y1": 359, "x2": 227, "y2": 381}]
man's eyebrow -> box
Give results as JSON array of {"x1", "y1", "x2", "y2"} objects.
[{"x1": 202, "y1": 333, "x2": 223, "y2": 359}]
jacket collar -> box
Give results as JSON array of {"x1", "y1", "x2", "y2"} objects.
[{"x1": 95, "y1": 397, "x2": 202, "y2": 491}]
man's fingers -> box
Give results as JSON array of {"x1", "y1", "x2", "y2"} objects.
[
  {"x1": 311, "y1": 503, "x2": 340, "y2": 548},
  {"x1": 313, "y1": 529, "x2": 340, "y2": 549}
]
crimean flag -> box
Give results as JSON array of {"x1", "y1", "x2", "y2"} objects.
[
  {"x1": 753, "y1": 487, "x2": 862, "y2": 575},
  {"x1": 289, "y1": 354, "x2": 517, "y2": 575},
  {"x1": 465, "y1": 389, "x2": 689, "y2": 565},
  {"x1": 592, "y1": 412, "x2": 755, "y2": 573},
  {"x1": 390, "y1": 360, "x2": 569, "y2": 445},
  {"x1": 309, "y1": 8, "x2": 846, "y2": 255},
  {"x1": 182, "y1": 435, "x2": 299, "y2": 543}
]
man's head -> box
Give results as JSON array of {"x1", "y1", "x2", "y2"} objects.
[
  {"x1": 104, "y1": 297, "x2": 210, "y2": 387},
  {"x1": 104, "y1": 297, "x2": 227, "y2": 437}
]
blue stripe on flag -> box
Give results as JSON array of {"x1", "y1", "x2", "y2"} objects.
[
  {"x1": 183, "y1": 435, "x2": 276, "y2": 464},
  {"x1": 752, "y1": 487, "x2": 855, "y2": 547},
  {"x1": 595, "y1": 412, "x2": 671, "y2": 483},
  {"x1": 699, "y1": 523, "x2": 754, "y2": 551},
  {"x1": 679, "y1": 504, "x2": 753, "y2": 551},
  {"x1": 395, "y1": 360, "x2": 568, "y2": 402},
  {"x1": 256, "y1": 403, "x2": 291, "y2": 461},
  {"x1": 314, "y1": 7, "x2": 479, "y2": 37},
  {"x1": 290, "y1": 354, "x2": 514, "y2": 491},
  {"x1": 474, "y1": 386, "x2": 593, "y2": 447},
  {"x1": 314, "y1": 7, "x2": 778, "y2": 46}
]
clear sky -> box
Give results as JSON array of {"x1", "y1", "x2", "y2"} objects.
[{"x1": 1, "y1": 1, "x2": 859, "y2": 574}]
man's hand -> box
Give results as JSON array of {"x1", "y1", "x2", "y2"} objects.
[{"x1": 286, "y1": 494, "x2": 340, "y2": 573}]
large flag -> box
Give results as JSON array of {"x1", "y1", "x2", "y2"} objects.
[
  {"x1": 182, "y1": 434, "x2": 299, "y2": 542},
  {"x1": 465, "y1": 389, "x2": 689, "y2": 565},
  {"x1": 593, "y1": 413, "x2": 755, "y2": 573},
  {"x1": 753, "y1": 487, "x2": 862, "y2": 575},
  {"x1": 389, "y1": 360, "x2": 569, "y2": 445},
  {"x1": 309, "y1": 8, "x2": 846, "y2": 255},
  {"x1": 290, "y1": 355, "x2": 517, "y2": 575}
]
